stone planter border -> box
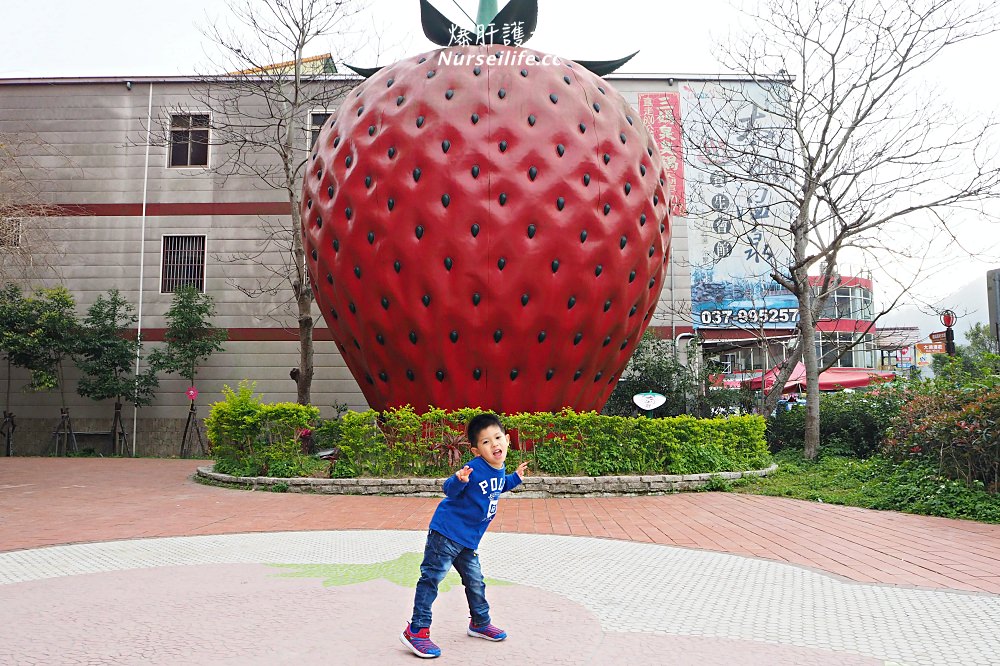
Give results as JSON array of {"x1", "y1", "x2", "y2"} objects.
[{"x1": 196, "y1": 464, "x2": 778, "y2": 497}]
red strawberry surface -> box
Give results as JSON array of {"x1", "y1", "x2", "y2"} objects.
[{"x1": 302, "y1": 45, "x2": 670, "y2": 413}]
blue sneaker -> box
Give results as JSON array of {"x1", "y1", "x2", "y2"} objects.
[
  {"x1": 467, "y1": 621, "x2": 507, "y2": 641},
  {"x1": 400, "y1": 623, "x2": 441, "y2": 658}
]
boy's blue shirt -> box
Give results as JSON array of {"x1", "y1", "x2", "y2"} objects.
[{"x1": 429, "y1": 455, "x2": 522, "y2": 550}]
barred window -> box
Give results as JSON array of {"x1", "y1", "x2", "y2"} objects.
[
  {"x1": 0, "y1": 217, "x2": 21, "y2": 248},
  {"x1": 308, "y1": 110, "x2": 332, "y2": 149},
  {"x1": 161, "y1": 235, "x2": 206, "y2": 293},
  {"x1": 169, "y1": 114, "x2": 210, "y2": 167}
]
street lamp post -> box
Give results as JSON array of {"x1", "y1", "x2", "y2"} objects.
[{"x1": 941, "y1": 310, "x2": 957, "y2": 356}]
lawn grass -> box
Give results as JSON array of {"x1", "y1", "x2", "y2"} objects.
[{"x1": 731, "y1": 449, "x2": 1000, "y2": 524}]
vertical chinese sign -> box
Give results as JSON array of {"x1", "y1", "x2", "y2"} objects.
[
  {"x1": 679, "y1": 81, "x2": 795, "y2": 330},
  {"x1": 637, "y1": 93, "x2": 685, "y2": 215}
]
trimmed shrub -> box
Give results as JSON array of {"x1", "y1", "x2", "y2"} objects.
[{"x1": 205, "y1": 382, "x2": 320, "y2": 477}]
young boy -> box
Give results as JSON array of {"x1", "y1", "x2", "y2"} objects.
[{"x1": 400, "y1": 412, "x2": 529, "y2": 659}]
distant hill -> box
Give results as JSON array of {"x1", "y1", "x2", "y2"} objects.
[{"x1": 879, "y1": 276, "x2": 990, "y2": 342}]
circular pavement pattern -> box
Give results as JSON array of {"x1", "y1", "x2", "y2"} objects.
[{"x1": 1, "y1": 531, "x2": 997, "y2": 665}]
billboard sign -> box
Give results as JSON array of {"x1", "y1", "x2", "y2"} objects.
[
  {"x1": 678, "y1": 81, "x2": 796, "y2": 329},
  {"x1": 929, "y1": 331, "x2": 947, "y2": 343},
  {"x1": 637, "y1": 92, "x2": 685, "y2": 216}
]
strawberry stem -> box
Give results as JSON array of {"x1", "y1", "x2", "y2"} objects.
[{"x1": 476, "y1": 0, "x2": 498, "y2": 25}]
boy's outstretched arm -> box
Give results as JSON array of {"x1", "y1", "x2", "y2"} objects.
[{"x1": 442, "y1": 465, "x2": 473, "y2": 497}]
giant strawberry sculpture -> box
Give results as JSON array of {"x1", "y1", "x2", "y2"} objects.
[{"x1": 302, "y1": 0, "x2": 670, "y2": 413}]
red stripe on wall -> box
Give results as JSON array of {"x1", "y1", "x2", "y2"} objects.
[
  {"x1": 135, "y1": 328, "x2": 336, "y2": 342},
  {"x1": 53, "y1": 202, "x2": 291, "y2": 217}
]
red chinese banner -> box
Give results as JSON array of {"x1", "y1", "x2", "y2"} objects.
[{"x1": 638, "y1": 92, "x2": 685, "y2": 215}]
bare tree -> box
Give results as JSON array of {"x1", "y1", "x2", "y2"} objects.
[
  {"x1": 148, "y1": 0, "x2": 370, "y2": 405},
  {"x1": 683, "y1": 0, "x2": 1000, "y2": 457}
]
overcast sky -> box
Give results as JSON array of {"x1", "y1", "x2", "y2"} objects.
[{"x1": 3, "y1": 0, "x2": 999, "y2": 323}]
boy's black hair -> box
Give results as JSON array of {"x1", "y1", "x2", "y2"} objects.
[{"x1": 466, "y1": 412, "x2": 505, "y2": 447}]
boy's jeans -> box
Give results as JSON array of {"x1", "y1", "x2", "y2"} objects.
[{"x1": 410, "y1": 529, "x2": 490, "y2": 630}]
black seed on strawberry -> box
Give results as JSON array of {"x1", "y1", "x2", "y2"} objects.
[
  {"x1": 333, "y1": 239, "x2": 340, "y2": 251},
  {"x1": 444, "y1": 257, "x2": 453, "y2": 271},
  {"x1": 472, "y1": 293, "x2": 481, "y2": 305},
  {"x1": 497, "y1": 258, "x2": 506, "y2": 270},
  {"x1": 387, "y1": 199, "x2": 394, "y2": 211},
  {"x1": 381, "y1": 297, "x2": 389, "y2": 310},
  {"x1": 620, "y1": 133, "x2": 627, "y2": 144},
  {"x1": 471, "y1": 224, "x2": 480, "y2": 237},
  {"x1": 510, "y1": 369, "x2": 519, "y2": 380},
  {"x1": 345, "y1": 155, "x2": 352, "y2": 167},
  {"x1": 593, "y1": 102, "x2": 601, "y2": 112},
  {"x1": 629, "y1": 270, "x2": 636, "y2": 282},
  {"x1": 640, "y1": 164, "x2": 647, "y2": 176},
  {"x1": 409, "y1": 331, "x2": 418, "y2": 344},
  {"x1": 416, "y1": 116, "x2": 425, "y2": 127},
  {"x1": 563, "y1": 75, "x2": 571, "y2": 84},
  {"x1": 445, "y1": 89, "x2": 454, "y2": 99},
  {"x1": 620, "y1": 340, "x2": 628, "y2": 350},
  {"x1": 345, "y1": 207, "x2": 352, "y2": 220},
  {"x1": 573, "y1": 333, "x2": 583, "y2": 345},
  {"x1": 579, "y1": 123, "x2": 586, "y2": 133},
  {"x1": 551, "y1": 260, "x2": 559, "y2": 273},
  {"x1": 379, "y1": 371, "x2": 388, "y2": 382},
  {"x1": 471, "y1": 113, "x2": 479, "y2": 124},
  {"x1": 471, "y1": 165, "x2": 480, "y2": 178},
  {"x1": 520, "y1": 69, "x2": 528, "y2": 77},
  {"x1": 311, "y1": 249, "x2": 318, "y2": 260},
  {"x1": 326, "y1": 273, "x2": 333, "y2": 284},
  {"x1": 494, "y1": 329, "x2": 503, "y2": 343},
  {"x1": 407, "y1": 369, "x2": 415, "y2": 381},
  {"x1": 415, "y1": 225, "x2": 424, "y2": 239},
  {"x1": 538, "y1": 331, "x2": 547, "y2": 343},
  {"x1": 419, "y1": 57, "x2": 427, "y2": 63},
  {"x1": 396, "y1": 95, "x2": 404, "y2": 106},
  {"x1": 528, "y1": 114, "x2": 536, "y2": 126},
  {"x1": 376, "y1": 333, "x2": 385, "y2": 344},
  {"x1": 549, "y1": 94, "x2": 559, "y2": 104},
  {"x1": 529, "y1": 166, "x2": 538, "y2": 180},
  {"x1": 315, "y1": 215, "x2": 323, "y2": 228},
  {"x1": 603, "y1": 153, "x2": 611, "y2": 165},
  {"x1": 388, "y1": 147, "x2": 397, "y2": 158},
  {"x1": 653, "y1": 195, "x2": 659, "y2": 206},
  {"x1": 368, "y1": 125, "x2": 376, "y2": 136},
  {"x1": 624, "y1": 182, "x2": 631, "y2": 195},
  {"x1": 574, "y1": 370, "x2": 582, "y2": 381},
  {"x1": 604, "y1": 203, "x2": 612, "y2": 215},
  {"x1": 567, "y1": 296, "x2": 576, "y2": 309},
  {"x1": 353, "y1": 266, "x2": 361, "y2": 278},
  {"x1": 413, "y1": 168, "x2": 421, "y2": 181},
  {"x1": 473, "y1": 368, "x2": 482, "y2": 380},
  {"x1": 626, "y1": 115, "x2": 633, "y2": 125},
  {"x1": 436, "y1": 370, "x2": 445, "y2": 381},
  {"x1": 595, "y1": 265, "x2": 603, "y2": 276},
  {"x1": 422, "y1": 294, "x2": 431, "y2": 307},
  {"x1": 442, "y1": 140, "x2": 451, "y2": 153},
  {"x1": 583, "y1": 174, "x2": 591, "y2": 185},
  {"x1": 393, "y1": 260, "x2": 400, "y2": 272},
  {"x1": 365, "y1": 373, "x2": 373, "y2": 384},
  {"x1": 647, "y1": 147, "x2": 654, "y2": 157},
  {"x1": 331, "y1": 309, "x2": 338, "y2": 320},
  {"x1": 557, "y1": 144, "x2": 565, "y2": 156},
  {"x1": 334, "y1": 137, "x2": 340, "y2": 147},
  {"x1": 594, "y1": 371, "x2": 603, "y2": 381},
  {"x1": 629, "y1": 305, "x2": 638, "y2": 316},
  {"x1": 639, "y1": 213, "x2": 647, "y2": 226},
  {"x1": 450, "y1": 330, "x2": 459, "y2": 342},
  {"x1": 387, "y1": 78, "x2": 394, "y2": 87},
  {"x1": 620, "y1": 236, "x2": 627, "y2": 249},
  {"x1": 499, "y1": 140, "x2": 508, "y2": 152},
  {"x1": 527, "y1": 224, "x2": 536, "y2": 238},
  {"x1": 546, "y1": 369, "x2": 555, "y2": 380},
  {"x1": 499, "y1": 193, "x2": 507, "y2": 205},
  {"x1": 557, "y1": 197, "x2": 565, "y2": 210},
  {"x1": 474, "y1": 66, "x2": 481, "y2": 75},
  {"x1": 498, "y1": 88, "x2": 506, "y2": 99},
  {"x1": 604, "y1": 300, "x2": 612, "y2": 312},
  {"x1": 316, "y1": 168, "x2": 323, "y2": 179},
  {"x1": 660, "y1": 223, "x2": 666, "y2": 233},
  {"x1": 442, "y1": 194, "x2": 450, "y2": 207},
  {"x1": 580, "y1": 230, "x2": 588, "y2": 242},
  {"x1": 649, "y1": 246, "x2": 655, "y2": 257},
  {"x1": 365, "y1": 176, "x2": 372, "y2": 188},
  {"x1": 307, "y1": 199, "x2": 312, "y2": 209},
  {"x1": 348, "y1": 302, "x2": 356, "y2": 313},
  {"x1": 521, "y1": 293, "x2": 529, "y2": 305},
  {"x1": 648, "y1": 276, "x2": 656, "y2": 287},
  {"x1": 598, "y1": 86, "x2": 606, "y2": 95}
]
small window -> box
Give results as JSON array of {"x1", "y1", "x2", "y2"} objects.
[
  {"x1": 0, "y1": 217, "x2": 21, "y2": 249},
  {"x1": 169, "y1": 114, "x2": 210, "y2": 167},
  {"x1": 308, "y1": 111, "x2": 332, "y2": 148},
  {"x1": 161, "y1": 235, "x2": 206, "y2": 293}
]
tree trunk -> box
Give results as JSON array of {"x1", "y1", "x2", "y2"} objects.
[
  {"x1": 297, "y1": 296, "x2": 314, "y2": 406},
  {"x1": 761, "y1": 343, "x2": 803, "y2": 417},
  {"x1": 799, "y1": 301, "x2": 821, "y2": 459}
]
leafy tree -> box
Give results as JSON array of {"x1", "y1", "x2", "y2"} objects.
[
  {"x1": 932, "y1": 322, "x2": 1000, "y2": 376},
  {"x1": 149, "y1": 286, "x2": 228, "y2": 387},
  {"x1": 77, "y1": 290, "x2": 159, "y2": 453},
  {"x1": 148, "y1": 287, "x2": 227, "y2": 456}
]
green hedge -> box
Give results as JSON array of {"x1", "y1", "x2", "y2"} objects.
[
  {"x1": 313, "y1": 407, "x2": 769, "y2": 479},
  {"x1": 205, "y1": 383, "x2": 321, "y2": 478}
]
